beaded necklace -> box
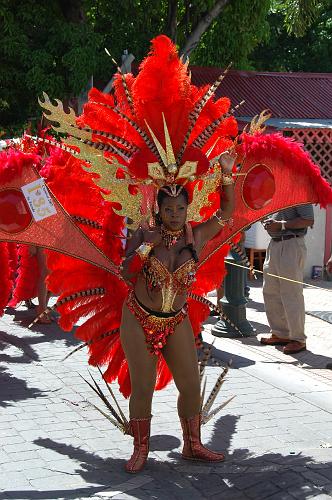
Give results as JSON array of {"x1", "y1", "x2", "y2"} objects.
[{"x1": 160, "y1": 225, "x2": 184, "y2": 249}]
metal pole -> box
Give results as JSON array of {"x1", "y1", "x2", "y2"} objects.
[{"x1": 212, "y1": 247, "x2": 255, "y2": 338}]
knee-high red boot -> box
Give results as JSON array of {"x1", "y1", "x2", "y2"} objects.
[
  {"x1": 180, "y1": 414, "x2": 225, "y2": 462},
  {"x1": 125, "y1": 417, "x2": 151, "y2": 473}
]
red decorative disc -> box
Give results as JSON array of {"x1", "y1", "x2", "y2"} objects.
[
  {"x1": 242, "y1": 164, "x2": 275, "y2": 210},
  {"x1": 0, "y1": 189, "x2": 32, "y2": 233}
]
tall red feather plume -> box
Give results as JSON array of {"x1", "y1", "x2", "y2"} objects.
[
  {"x1": 0, "y1": 244, "x2": 12, "y2": 316},
  {"x1": 8, "y1": 245, "x2": 39, "y2": 307}
]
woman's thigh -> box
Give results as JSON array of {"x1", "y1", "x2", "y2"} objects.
[
  {"x1": 120, "y1": 304, "x2": 158, "y2": 390},
  {"x1": 162, "y1": 317, "x2": 200, "y2": 393}
]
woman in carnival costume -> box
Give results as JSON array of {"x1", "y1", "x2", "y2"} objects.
[
  {"x1": 120, "y1": 158, "x2": 235, "y2": 471},
  {"x1": 0, "y1": 35, "x2": 331, "y2": 474}
]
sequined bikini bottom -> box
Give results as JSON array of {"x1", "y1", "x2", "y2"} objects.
[{"x1": 126, "y1": 290, "x2": 188, "y2": 355}]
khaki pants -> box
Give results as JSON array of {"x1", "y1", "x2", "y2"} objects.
[{"x1": 263, "y1": 237, "x2": 307, "y2": 342}]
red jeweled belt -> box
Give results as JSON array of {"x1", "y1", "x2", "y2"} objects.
[{"x1": 126, "y1": 290, "x2": 188, "y2": 355}]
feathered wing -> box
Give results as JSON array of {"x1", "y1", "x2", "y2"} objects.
[
  {"x1": 199, "y1": 132, "x2": 332, "y2": 267},
  {"x1": 40, "y1": 150, "x2": 129, "y2": 395},
  {"x1": 0, "y1": 149, "x2": 42, "y2": 314}
]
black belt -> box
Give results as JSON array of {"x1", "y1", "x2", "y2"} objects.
[
  {"x1": 133, "y1": 293, "x2": 184, "y2": 318},
  {"x1": 272, "y1": 234, "x2": 303, "y2": 242}
]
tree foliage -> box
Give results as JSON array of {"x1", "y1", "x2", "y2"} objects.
[
  {"x1": 0, "y1": 0, "x2": 103, "y2": 134},
  {"x1": 192, "y1": 0, "x2": 270, "y2": 68},
  {"x1": 251, "y1": 0, "x2": 332, "y2": 71},
  {"x1": 0, "y1": 0, "x2": 326, "y2": 135},
  {"x1": 281, "y1": 0, "x2": 321, "y2": 36}
]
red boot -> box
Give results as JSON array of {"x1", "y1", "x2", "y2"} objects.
[
  {"x1": 125, "y1": 417, "x2": 151, "y2": 473},
  {"x1": 180, "y1": 414, "x2": 225, "y2": 462}
]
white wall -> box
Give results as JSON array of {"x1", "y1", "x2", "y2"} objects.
[
  {"x1": 244, "y1": 206, "x2": 326, "y2": 278},
  {"x1": 245, "y1": 222, "x2": 270, "y2": 250},
  {"x1": 304, "y1": 204, "x2": 326, "y2": 278}
]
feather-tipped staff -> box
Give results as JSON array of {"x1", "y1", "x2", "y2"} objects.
[
  {"x1": 29, "y1": 288, "x2": 106, "y2": 328},
  {"x1": 105, "y1": 48, "x2": 136, "y2": 118},
  {"x1": 198, "y1": 341, "x2": 234, "y2": 420},
  {"x1": 188, "y1": 292, "x2": 245, "y2": 336},
  {"x1": 192, "y1": 100, "x2": 245, "y2": 150},
  {"x1": 177, "y1": 63, "x2": 233, "y2": 164},
  {"x1": 202, "y1": 361, "x2": 231, "y2": 416},
  {"x1": 200, "y1": 375, "x2": 207, "y2": 413},
  {"x1": 202, "y1": 395, "x2": 236, "y2": 425}
]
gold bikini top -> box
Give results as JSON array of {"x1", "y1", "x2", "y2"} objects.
[{"x1": 143, "y1": 255, "x2": 197, "y2": 312}]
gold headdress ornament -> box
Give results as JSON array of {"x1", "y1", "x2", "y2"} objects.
[
  {"x1": 38, "y1": 36, "x2": 242, "y2": 227},
  {"x1": 145, "y1": 113, "x2": 198, "y2": 185},
  {"x1": 159, "y1": 184, "x2": 184, "y2": 198}
]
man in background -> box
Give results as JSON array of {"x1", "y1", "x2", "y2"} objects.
[{"x1": 260, "y1": 205, "x2": 314, "y2": 354}]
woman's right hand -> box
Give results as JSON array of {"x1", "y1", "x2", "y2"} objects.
[
  {"x1": 142, "y1": 228, "x2": 162, "y2": 246},
  {"x1": 218, "y1": 150, "x2": 237, "y2": 173}
]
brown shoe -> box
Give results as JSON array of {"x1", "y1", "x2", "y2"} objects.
[
  {"x1": 283, "y1": 341, "x2": 306, "y2": 355},
  {"x1": 260, "y1": 335, "x2": 289, "y2": 346}
]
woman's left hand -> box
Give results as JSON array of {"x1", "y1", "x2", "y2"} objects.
[{"x1": 219, "y1": 150, "x2": 237, "y2": 173}]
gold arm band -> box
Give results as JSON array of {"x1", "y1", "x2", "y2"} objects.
[
  {"x1": 220, "y1": 172, "x2": 234, "y2": 185},
  {"x1": 213, "y1": 211, "x2": 232, "y2": 227},
  {"x1": 136, "y1": 242, "x2": 154, "y2": 260}
]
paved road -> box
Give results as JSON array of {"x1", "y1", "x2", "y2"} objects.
[{"x1": 0, "y1": 280, "x2": 331, "y2": 499}]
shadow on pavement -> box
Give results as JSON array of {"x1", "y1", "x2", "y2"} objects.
[
  {"x1": 0, "y1": 416, "x2": 330, "y2": 499},
  {"x1": 203, "y1": 343, "x2": 256, "y2": 369},
  {"x1": 246, "y1": 298, "x2": 266, "y2": 313},
  {"x1": 245, "y1": 320, "x2": 269, "y2": 334},
  {"x1": 150, "y1": 434, "x2": 180, "y2": 451},
  {"x1": 260, "y1": 348, "x2": 332, "y2": 371},
  {"x1": 0, "y1": 365, "x2": 45, "y2": 407},
  {"x1": 180, "y1": 414, "x2": 332, "y2": 499},
  {"x1": 0, "y1": 331, "x2": 40, "y2": 363},
  {"x1": 3, "y1": 309, "x2": 79, "y2": 351}
]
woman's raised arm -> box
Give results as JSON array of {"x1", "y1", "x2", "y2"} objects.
[{"x1": 193, "y1": 151, "x2": 236, "y2": 249}]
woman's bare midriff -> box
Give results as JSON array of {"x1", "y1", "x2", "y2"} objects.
[{"x1": 133, "y1": 275, "x2": 187, "y2": 312}]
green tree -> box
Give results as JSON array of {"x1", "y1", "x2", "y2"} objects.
[
  {"x1": 0, "y1": 0, "x2": 103, "y2": 135},
  {"x1": 0, "y1": 0, "x2": 324, "y2": 135},
  {"x1": 251, "y1": 0, "x2": 332, "y2": 71},
  {"x1": 87, "y1": 0, "x2": 271, "y2": 69}
]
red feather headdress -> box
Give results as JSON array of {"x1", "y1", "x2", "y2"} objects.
[{"x1": 38, "y1": 35, "x2": 237, "y2": 228}]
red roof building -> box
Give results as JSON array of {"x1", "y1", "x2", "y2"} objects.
[
  {"x1": 191, "y1": 68, "x2": 332, "y2": 122},
  {"x1": 189, "y1": 68, "x2": 332, "y2": 267},
  {"x1": 190, "y1": 68, "x2": 332, "y2": 184}
]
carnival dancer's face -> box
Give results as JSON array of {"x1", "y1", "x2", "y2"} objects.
[{"x1": 160, "y1": 194, "x2": 188, "y2": 231}]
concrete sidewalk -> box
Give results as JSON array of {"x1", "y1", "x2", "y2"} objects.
[
  {"x1": 205, "y1": 277, "x2": 332, "y2": 380},
  {"x1": 0, "y1": 280, "x2": 331, "y2": 500}
]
